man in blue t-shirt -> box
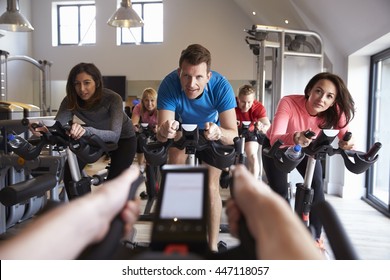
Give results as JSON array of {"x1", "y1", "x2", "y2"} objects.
[{"x1": 157, "y1": 44, "x2": 238, "y2": 252}]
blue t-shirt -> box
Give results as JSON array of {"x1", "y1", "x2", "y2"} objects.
[{"x1": 157, "y1": 70, "x2": 236, "y2": 129}]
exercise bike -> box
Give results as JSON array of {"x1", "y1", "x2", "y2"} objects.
[
  {"x1": 237, "y1": 120, "x2": 265, "y2": 145},
  {"x1": 263, "y1": 129, "x2": 382, "y2": 259},
  {"x1": 122, "y1": 124, "x2": 237, "y2": 249},
  {"x1": 78, "y1": 160, "x2": 258, "y2": 260},
  {"x1": 0, "y1": 119, "x2": 64, "y2": 234},
  {"x1": 10, "y1": 119, "x2": 117, "y2": 200},
  {"x1": 138, "y1": 123, "x2": 236, "y2": 208},
  {"x1": 76, "y1": 128, "x2": 365, "y2": 260},
  {"x1": 135, "y1": 123, "x2": 160, "y2": 220},
  {"x1": 234, "y1": 120, "x2": 266, "y2": 180}
]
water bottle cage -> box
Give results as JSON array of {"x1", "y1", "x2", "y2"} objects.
[{"x1": 8, "y1": 137, "x2": 45, "y2": 161}]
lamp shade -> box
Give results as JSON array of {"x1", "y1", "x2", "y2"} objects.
[
  {"x1": 107, "y1": 0, "x2": 144, "y2": 28},
  {"x1": 0, "y1": 0, "x2": 34, "y2": 32}
]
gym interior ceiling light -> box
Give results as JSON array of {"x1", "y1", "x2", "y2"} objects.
[
  {"x1": 0, "y1": 0, "x2": 34, "y2": 32},
  {"x1": 107, "y1": 0, "x2": 144, "y2": 28}
]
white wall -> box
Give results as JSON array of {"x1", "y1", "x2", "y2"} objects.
[
  {"x1": 28, "y1": 0, "x2": 256, "y2": 109},
  {"x1": 0, "y1": 0, "x2": 34, "y2": 105},
  {"x1": 340, "y1": 33, "x2": 390, "y2": 198},
  {"x1": 31, "y1": 0, "x2": 254, "y2": 81}
]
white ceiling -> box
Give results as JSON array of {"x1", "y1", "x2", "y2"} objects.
[{"x1": 233, "y1": 0, "x2": 390, "y2": 56}]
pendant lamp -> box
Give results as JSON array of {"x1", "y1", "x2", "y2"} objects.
[
  {"x1": 107, "y1": 0, "x2": 144, "y2": 28},
  {"x1": 0, "y1": 0, "x2": 34, "y2": 32}
]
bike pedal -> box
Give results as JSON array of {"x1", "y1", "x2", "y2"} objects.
[
  {"x1": 140, "y1": 191, "x2": 148, "y2": 200},
  {"x1": 219, "y1": 170, "x2": 230, "y2": 189},
  {"x1": 217, "y1": 240, "x2": 228, "y2": 252}
]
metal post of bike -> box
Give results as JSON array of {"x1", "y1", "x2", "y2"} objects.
[
  {"x1": 182, "y1": 124, "x2": 198, "y2": 166},
  {"x1": 66, "y1": 149, "x2": 81, "y2": 182},
  {"x1": 294, "y1": 156, "x2": 315, "y2": 227}
]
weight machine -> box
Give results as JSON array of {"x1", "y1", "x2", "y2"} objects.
[
  {"x1": 244, "y1": 24, "x2": 324, "y2": 119},
  {"x1": 0, "y1": 50, "x2": 52, "y2": 116}
]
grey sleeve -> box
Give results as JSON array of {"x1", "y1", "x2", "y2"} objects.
[{"x1": 83, "y1": 93, "x2": 125, "y2": 143}]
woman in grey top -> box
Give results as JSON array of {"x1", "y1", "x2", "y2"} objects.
[{"x1": 55, "y1": 62, "x2": 136, "y2": 199}]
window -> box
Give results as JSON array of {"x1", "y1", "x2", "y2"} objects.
[
  {"x1": 119, "y1": 0, "x2": 163, "y2": 45},
  {"x1": 364, "y1": 47, "x2": 390, "y2": 217},
  {"x1": 53, "y1": 1, "x2": 96, "y2": 46}
]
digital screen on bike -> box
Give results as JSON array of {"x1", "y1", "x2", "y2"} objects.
[
  {"x1": 159, "y1": 171, "x2": 204, "y2": 220},
  {"x1": 151, "y1": 164, "x2": 209, "y2": 253}
]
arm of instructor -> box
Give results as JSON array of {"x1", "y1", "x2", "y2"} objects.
[{"x1": 204, "y1": 108, "x2": 238, "y2": 145}]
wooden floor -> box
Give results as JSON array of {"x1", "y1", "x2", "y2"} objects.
[
  {"x1": 1, "y1": 158, "x2": 390, "y2": 260},
  {"x1": 324, "y1": 195, "x2": 390, "y2": 259}
]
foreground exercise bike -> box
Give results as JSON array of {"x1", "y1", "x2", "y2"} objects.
[
  {"x1": 78, "y1": 128, "x2": 257, "y2": 260},
  {"x1": 138, "y1": 123, "x2": 236, "y2": 216}
]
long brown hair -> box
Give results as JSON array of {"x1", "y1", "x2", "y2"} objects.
[
  {"x1": 304, "y1": 72, "x2": 355, "y2": 128},
  {"x1": 66, "y1": 62, "x2": 103, "y2": 111}
]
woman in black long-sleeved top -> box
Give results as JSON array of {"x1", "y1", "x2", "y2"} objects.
[{"x1": 38, "y1": 62, "x2": 137, "y2": 199}]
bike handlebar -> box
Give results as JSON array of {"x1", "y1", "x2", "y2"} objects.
[
  {"x1": 7, "y1": 119, "x2": 117, "y2": 163},
  {"x1": 263, "y1": 129, "x2": 382, "y2": 174},
  {"x1": 238, "y1": 120, "x2": 266, "y2": 145},
  {"x1": 312, "y1": 200, "x2": 359, "y2": 260},
  {"x1": 137, "y1": 123, "x2": 157, "y2": 139},
  {"x1": 78, "y1": 175, "x2": 145, "y2": 260},
  {"x1": 140, "y1": 124, "x2": 236, "y2": 169}
]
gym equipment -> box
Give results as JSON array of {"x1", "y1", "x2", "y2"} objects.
[
  {"x1": 139, "y1": 123, "x2": 235, "y2": 212},
  {"x1": 0, "y1": 50, "x2": 52, "y2": 115},
  {"x1": 78, "y1": 174, "x2": 145, "y2": 260},
  {"x1": 244, "y1": 25, "x2": 324, "y2": 119},
  {"x1": 29, "y1": 119, "x2": 117, "y2": 199},
  {"x1": 263, "y1": 129, "x2": 382, "y2": 259},
  {"x1": 77, "y1": 133, "x2": 365, "y2": 260},
  {"x1": 135, "y1": 122, "x2": 159, "y2": 217},
  {"x1": 0, "y1": 119, "x2": 64, "y2": 234},
  {"x1": 141, "y1": 124, "x2": 235, "y2": 169},
  {"x1": 77, "y1": 163, "x2": 257, "y2": 260},
  {"x1": 128, "y1": 124, "x2": 236, "y2": 248},
  {"x1": 236, "y1": 120, "x2": 266, "y2": 179},
  {"x1": 149, "y1": 165, "x2": 209, "y2": 255},
  {"x1": 237, "y1": 120, "x2": 265, "y2": 145}
]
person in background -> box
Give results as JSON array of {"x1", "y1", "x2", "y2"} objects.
[
  {"x1": 235, "y1": 84, "x2": 271, "y2": 178},
  {"x1": 156, "y1": 44, "x2": 238, "y2": 252},
  {"x1": 261, "y1": 72, "x2": 355, "y2": 251},
  {"x1": 131, "y1": 88, "x2": 158, "y2": 168},
  {"x1": 32, "y1": 62, "x2": 137, "y2": 199}
]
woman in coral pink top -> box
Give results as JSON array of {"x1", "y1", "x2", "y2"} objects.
[{"x1": 261, "y1": 72, "x2": 355, "y2": 248}]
